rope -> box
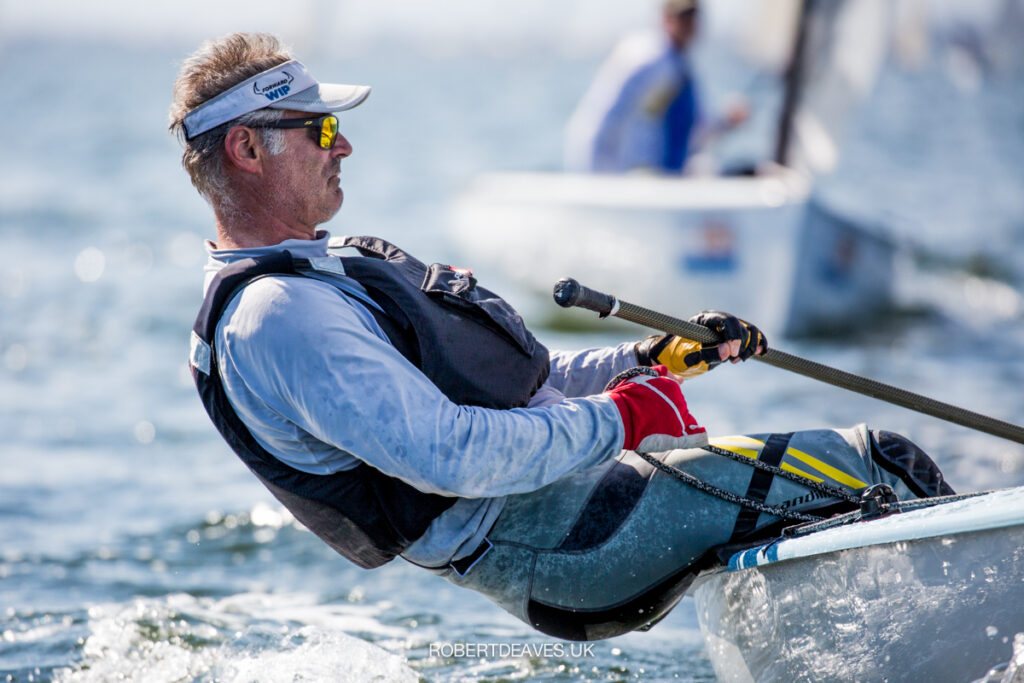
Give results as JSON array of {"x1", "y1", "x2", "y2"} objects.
[
  {"x1": 778, "y1": 489, "x2": 993, "y2": 538},
  {"x1": 635, "y1": 451, "x2": 824, "y2": 523},
  {"x1": 702, "y1": 444, "x2": 860, "y2": 504}
]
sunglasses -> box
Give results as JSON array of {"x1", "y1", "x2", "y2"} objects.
[{"x1": 250, "y1": 114, "x2": 340, "y2": 150}]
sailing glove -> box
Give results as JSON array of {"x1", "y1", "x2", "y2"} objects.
[
  {"x1": 635, "y1": 310, "x2": 767, "y2": 379},
  {"x1": 605, "y1": 367, "x2": 708, "y2": 453}
]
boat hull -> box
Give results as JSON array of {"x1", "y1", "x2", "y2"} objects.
[
  {"x1": 691, "y1": 488, "x2": 1024, "y2": 682},
  {"x1": 450, "y1": 171, "x2": 894, "y2": 337}
]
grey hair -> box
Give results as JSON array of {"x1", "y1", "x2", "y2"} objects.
[
  {"x1": 185, "y1": 110, "x2": 288, "y2": 208},
  {"x1": 168, "y1": 33, "x2": 292, "y2": 206}
]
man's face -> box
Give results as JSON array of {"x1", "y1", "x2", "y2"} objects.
[
  {"x1": 664, "y1": 10, "x2": 698, "y2": 51},
  {"x1": 260, "y1": 111, "x2": 353, "y2": 230}
]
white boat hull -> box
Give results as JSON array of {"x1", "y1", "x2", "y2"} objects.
[
  {"x1": 450, "y1": 171, "x2": 894, "y2": 337},
  {"x1": 690, "y1": 487, "x2": 1024, "y2": 682}
]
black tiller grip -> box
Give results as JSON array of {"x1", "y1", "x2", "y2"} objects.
[{"x1": 552, "y1": 277, "x2": 617, "y2": 317}]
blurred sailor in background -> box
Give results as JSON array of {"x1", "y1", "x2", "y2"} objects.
[{"x1": 565, "y1": 0, "x2": 749, "y2": 174}]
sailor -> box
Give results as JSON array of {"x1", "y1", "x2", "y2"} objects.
[
  {"x1": 564, "y1": 0, "x2": 749, "y2": 174},
  {"x1": 172, "y1": 33, "x2": 954, "y2": 641}
]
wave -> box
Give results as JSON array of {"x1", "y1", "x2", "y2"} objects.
[{"x1": 52, "y1": 592, "x2": 418, "y2": 683}]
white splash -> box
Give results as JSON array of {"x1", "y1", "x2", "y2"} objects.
[{"x1": 54, "y1": 593, "x2": 417, "y2": 683}]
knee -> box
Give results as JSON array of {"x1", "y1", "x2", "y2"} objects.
[{"x1": 869, "y1": 430, "x2": 956, "y2": 497}]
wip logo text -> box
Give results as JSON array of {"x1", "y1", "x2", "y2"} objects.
[{"x1": 253, "y1": 71, "x2": 295, "y2": 101}]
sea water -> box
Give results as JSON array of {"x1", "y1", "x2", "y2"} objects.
[{"x1": 1, "y1": 29, "x2": 1023, "y2": 683}]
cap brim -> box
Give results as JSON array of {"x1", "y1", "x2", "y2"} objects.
[{"x1": 266, "y1": 82, "x2": 371, "y2": 114}]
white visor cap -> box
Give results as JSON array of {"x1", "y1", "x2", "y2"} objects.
[{"x1": 183, "y1": 59, "x2": 370, "y2": 139}]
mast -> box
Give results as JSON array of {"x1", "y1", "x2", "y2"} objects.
[{"x1": 773, "y1": 0, "x2": 814, "y2": 167}]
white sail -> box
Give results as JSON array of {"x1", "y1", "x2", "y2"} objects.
[{"x1": 733, "y1": 0, "x2": 804, "y2": 74}]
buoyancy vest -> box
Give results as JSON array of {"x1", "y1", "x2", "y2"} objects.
[{"x1": 189, "y1": 236, "x2": 551, "y2": 569}]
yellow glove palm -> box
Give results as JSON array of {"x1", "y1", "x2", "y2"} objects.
[{"x1": 651, "y1": 336, "x2": 722, "y2": 379}]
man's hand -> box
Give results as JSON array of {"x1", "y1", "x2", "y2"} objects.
[
  {"x1": 722, "y1": 98, "x2": 750, "y2": 130},
  {"x1": 605, "y1": 367, "x2": 708, "y2": 453},
  {"x1": 635, "y1": 311, "x2": 767, "y2": 379}
]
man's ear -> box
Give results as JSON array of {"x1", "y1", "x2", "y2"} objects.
[{"x1": 223, "y1": 125, "x2": 264, "y2": 175}]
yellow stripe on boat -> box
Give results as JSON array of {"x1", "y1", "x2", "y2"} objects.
[
  {"x1": 780, "y1": 462, "x2": 825, "y2": 483},
  {"x1": 709, "y1": 436, "x2": 765, "y2": 460},
  {"x1": 784, "y1": 446, "x2": 868, "y2": 489},
  {"x1": 710, "y1": 437, "x2": 858, "y2": 487},
  {"x1": 710, "y1": 443, "x2": 762, "y2": 460},
  {"x1": 711, "y1": 436, "x2": 765, "y2": 447}
]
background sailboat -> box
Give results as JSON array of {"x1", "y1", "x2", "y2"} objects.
[{"x1": 450, "y1": 0, "x2": 898, "y2": 337}]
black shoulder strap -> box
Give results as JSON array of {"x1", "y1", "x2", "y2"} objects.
[
  {"x1": 333, "y1": 235, "x2": 433, "y2": 272},
  {"x1": 333, "y1": 236, "x2": 405, "y2": 261},
  {"x1": 193, "y1": 250, "x2": 298, "y2": 344}
]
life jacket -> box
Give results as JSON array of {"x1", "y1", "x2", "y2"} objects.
[{"x1": 189, "y1": 236, "x2": 551, "y2": 569}]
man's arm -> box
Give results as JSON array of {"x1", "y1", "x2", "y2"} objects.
[
  {"x1": 218, "y1": 277, "x2": 625, "y2": 499},
  {"x1": 546, "y1": 343, "x2": 639, "y2": 398}
]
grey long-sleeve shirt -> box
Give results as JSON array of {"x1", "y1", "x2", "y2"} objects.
[{"x1": 203, "y1": 232, "x2": 636, "y2": 566}]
